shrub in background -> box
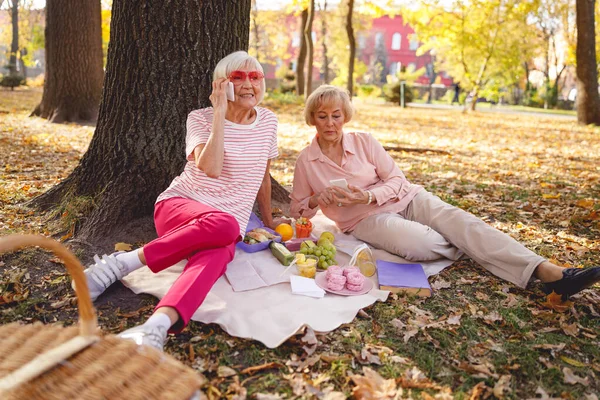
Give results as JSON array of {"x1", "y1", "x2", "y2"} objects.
[
  {"x1": 382, "y1": 81, "x2": 414, "y2": 104},
  {"x1": 356, "y1": 84, "x2": 382, "y2": 99},
  {"x1": 0, "y1": 74, "x2": 25, "y2": 90}
]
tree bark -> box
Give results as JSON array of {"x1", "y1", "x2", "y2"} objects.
[
  {"x1": 345, "y1": 0, "x2": 355, "y2": 96},
  {"x1": 296, "y1": 8, "x2": 308, "y2": 96},
  {"x1": 304, "y1": 0, "x2": 315, "y2": 98},
  {"x1": 31, "y1": 0, "x2": 103, "y2": 123},
  {"x1": 30, "y1": 0, "x2": 257, "y2": 241},
  {"x1": 575, "y1": 0, "x2": 600, "y2": 125},
  {"x1": 8, "y1": 0, "x2": 18, "y2": 76}
]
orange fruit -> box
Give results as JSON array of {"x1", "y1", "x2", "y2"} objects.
[{"x1": 275, "y1": 223, "x2": 294, "y2": 241}]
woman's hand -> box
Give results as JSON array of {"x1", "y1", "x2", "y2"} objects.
[
  {"x1": 209, "y1": 78, "x2": 230, "y2": 112},
  {"x1": 265, "y1": 217, "x2": 293, "y2": 230},
  {"x1": 309, "y1": 187, "x2": 338, "y2": 208},
  {"x1": 331, "y1": 185, "x2": 369, "y2": 207}
]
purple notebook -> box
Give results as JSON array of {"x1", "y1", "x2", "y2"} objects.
[{"x1": 376, "y1": 260, "x2": 432, "y2": 297}]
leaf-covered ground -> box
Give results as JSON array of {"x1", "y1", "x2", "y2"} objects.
[{"x1": 1, "y1": 87, "x2": 599, "y2": 399}]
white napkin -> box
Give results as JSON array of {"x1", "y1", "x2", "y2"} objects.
[{"x1": 290, "y1": 275, "x2": 326, "y2": 298}]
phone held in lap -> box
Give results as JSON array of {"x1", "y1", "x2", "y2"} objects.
[{"x1": 329, "y1": 178, "x2": 349, "y2": 191}]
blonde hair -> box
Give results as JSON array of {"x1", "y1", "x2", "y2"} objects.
[
  {"x1": 304, "y1": 85, "x2": 354, "y2": 126},
  {"x1": 213, "y1": 51, "x2": 266, "y2": 103}
]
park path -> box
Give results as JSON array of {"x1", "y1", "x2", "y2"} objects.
[{"x1": 407, "y1": 102, "x2": 577, "y2": 120}]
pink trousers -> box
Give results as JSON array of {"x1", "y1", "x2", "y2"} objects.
[{"x1": 143, "y1": 197, "x2": 239, "y2": 333}]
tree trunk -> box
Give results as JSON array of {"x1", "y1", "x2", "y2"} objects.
[
  {"x1": 304, "y1": 0, "x2": 315, "y2": 98},
  {"x1": 296, "y1": 8, "x2": 308, "y2": 96},
  {"x1": 30, "y1": 0, "x2": 256, "y2": 241},
  {"x1": 8, "y1": 0, "x2": 18, "y2": 76},
  {"x1": 320, "y1": 0, "x2": 329, "y2": 84},
  {"x1": 19, "y1": 49, "x2": 27, "y2": 79},
  {"x1": 251, "y1": 0, "x2": 260, "y2": 62},
  {"x1": 575, "y1": 0, "x2": 600, "y2": 125},
  {"x1": 31, "y1": 0, "x2": 103, "y2": 124},
  {"x1": 345, "y1": 0, "x2": 355, "y2": 96}
]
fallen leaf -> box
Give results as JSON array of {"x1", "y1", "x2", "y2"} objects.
[
  {"x1": 431, "y1": 278, "x2": 451, "y2": 290},
  {"x1": 469, "y1": 381, "x2": 489, "y2": 399},
  {"x1": 351, "y1": 367, "x2": 398, "y2": 399},
  {"x1": 562, "y1": 367, "x2": 589, "y2": 386},
  {"x1": 403, "y1": 329, "x2": 419, "y2": 343},
  {"x1": 483, "y1": 311, "x2": 503, "y2": 323},
  {"x1": 493, "y1": 375, "x2": 511, "y2": 398},
  {"x1": 561, "y1": 321, "x2": 579, "y2": 337},
  {"x1": 114, "y1": 242, "x2": 133, "y2": 251},
  {"x1": 560, "y1": 356, "x2": 587, "y2": 368},
  {"x1": 447, "y1": 314, "x2": 462, "y2": 325},
  {"x1": 217, "y1": 365, "x2": 237, "y2": 378},
  {"x1": 540, "y1": 291, "x2": 573, "y2": 312}
]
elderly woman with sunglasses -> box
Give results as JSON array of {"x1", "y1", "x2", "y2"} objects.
[
  {"x1": 291, "y1": 85, "x2": 600, "y2": 301},
  {"x1": 75, "y1": 51, "x2": 284, "y2": 351}
]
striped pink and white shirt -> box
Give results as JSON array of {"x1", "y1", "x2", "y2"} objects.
[{"x1": 156, "y1": 107, "x2": 279, "y2": 235}]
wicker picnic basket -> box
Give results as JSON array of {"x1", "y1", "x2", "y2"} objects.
[{"x1": 0, "y1": 234, "x2": 204, "y2": 400}]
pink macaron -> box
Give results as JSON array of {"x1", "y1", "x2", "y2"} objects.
[
  {"x1": 346, "y1": 271, "x2": 365, "y2": 286},
  {"x1": 327, "y1": 274, "x2": 346, "y2": 291},
  {"x1": 346, "y1": 282, "x2": 364, "y2": 291},
  {"x1": 326, "y1": 265, "x2": 343, "y2": 279},
  {"x1": 343, "y1": 266, "x2": 360, "y2": 277}
]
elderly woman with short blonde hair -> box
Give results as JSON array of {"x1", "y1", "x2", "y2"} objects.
[
  {"x1": 75, "y1": 51, "x2": 284, "y2": 350},
  {"x1": 291, "y1": 85, "x2": 600, "y2": 300}
]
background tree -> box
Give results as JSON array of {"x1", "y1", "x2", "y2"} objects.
[
  {"x1": 31, "y1": 0, "x2": 103, "y2": 123},
  {"x1": 345, "y1": 0, "x2": 355, "y2": 96},
  {"x1": 529, "y1": 0, "x2": 570, "y2": 109},
  {"x1": 8, "y1": 0, "x2": 18, "y2": 76},
  {"x1": 407, "y1": 0, "x2": 532, "y2": 111},
  {"x1": 31, "y1": 0, "x2": 257, "y2": 240},
  {"x1": 304, "y1": 0, "x2": 315, "y2": 97},
  {"x1": 248, "y1": 1, "x2": 294, "y2": 77},
  {"x1": 575, "y1": 0, "x2": 600, "y2": 124},
  {"x1": 1, "y1": 0, "x2": 45, "y2": 81},
  {"x1": 319, "y1": 0, "x2": 330, "y2": 84},
  {"x1": 295, "y1": 8, "x2": 308, "y2": 95}
]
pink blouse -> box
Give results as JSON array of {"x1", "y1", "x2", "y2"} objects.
[{"x1": 290, "y1": 132, "x2": 423, "y2": 232}]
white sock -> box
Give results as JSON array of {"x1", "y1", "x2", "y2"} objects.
[
  {"x1": 144, "y1": 313, "x2": 172, "y2": 331},
  {"x1": 115, "y1": 250, "x2": 144, "y2": 274}
]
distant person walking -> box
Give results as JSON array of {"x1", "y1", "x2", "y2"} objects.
[{"x1": 451, "y1": 82, "x2": 461, "y2": 105}]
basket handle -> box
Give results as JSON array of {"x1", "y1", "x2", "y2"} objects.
[{"x1": 0, "y1": 234, "x2": 97, "y2": 336}]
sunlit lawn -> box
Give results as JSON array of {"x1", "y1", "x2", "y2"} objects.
[{"x1": 1, "y1": 87, "x2": 599, "y2": 398}]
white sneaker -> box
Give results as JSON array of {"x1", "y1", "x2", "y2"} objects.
[
  {"x1": 73, "y1": 252, "x2": 126, "y2": 301},
  {"x1": 118, "y1": 324, "x2": 167, "y2": 351}
]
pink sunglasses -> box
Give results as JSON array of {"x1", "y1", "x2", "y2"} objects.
[{"x1": 228, "y1": 70, "x2": 264, "y2": 86}]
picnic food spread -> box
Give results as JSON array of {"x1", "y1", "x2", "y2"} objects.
[
  {"x1": 295, "y1": 254, "x2": 317, "y2": 278},
  {"x1": 243, "y1": 228, "x2": 278, "y2": 244},
  {"x1": 244, "y1": 215, "x2": 376, "y2": 296},
  {"x1": 295, "y1": 217, "x2": 313, "y2": 238}
]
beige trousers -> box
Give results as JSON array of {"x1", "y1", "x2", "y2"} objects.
[{"x1": 351, "y1": 190, "x2": 545, "y2": 288}]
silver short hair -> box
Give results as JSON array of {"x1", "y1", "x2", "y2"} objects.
[{"x1": 213, "y1": 51, "x2": 265, "y2": 104}]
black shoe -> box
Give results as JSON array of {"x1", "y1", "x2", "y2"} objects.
[{"x1": 541, "y1": 267, "x2": 600, "y2": 300}]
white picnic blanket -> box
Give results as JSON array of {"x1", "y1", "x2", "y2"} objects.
[{"x1": 121, "y1": 211, "x2": 454, "y2": 348}]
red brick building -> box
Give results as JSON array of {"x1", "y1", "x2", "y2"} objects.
[{"x1": 358, "y1": 15, "x2": 453, "y2": 86}]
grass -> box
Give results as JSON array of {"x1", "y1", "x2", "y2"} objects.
[
  {"x1": 411, "y1": 98, "x2": 577, "y2": 116},
  {"x1": 1, "y1": 87, "x2": 599, "y2": 398}
]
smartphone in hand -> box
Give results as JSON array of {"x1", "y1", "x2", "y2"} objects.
[
  {"x1": 226, "y1": 82, "x2": 235, "y2": 101},
  {"x1": 329, "y1": 178, "x2": 349, "y2": 191}
]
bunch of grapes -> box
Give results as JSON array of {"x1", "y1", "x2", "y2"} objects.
[{"x1": 298, "y1": 241, "x2": 337, "y2": 269}]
